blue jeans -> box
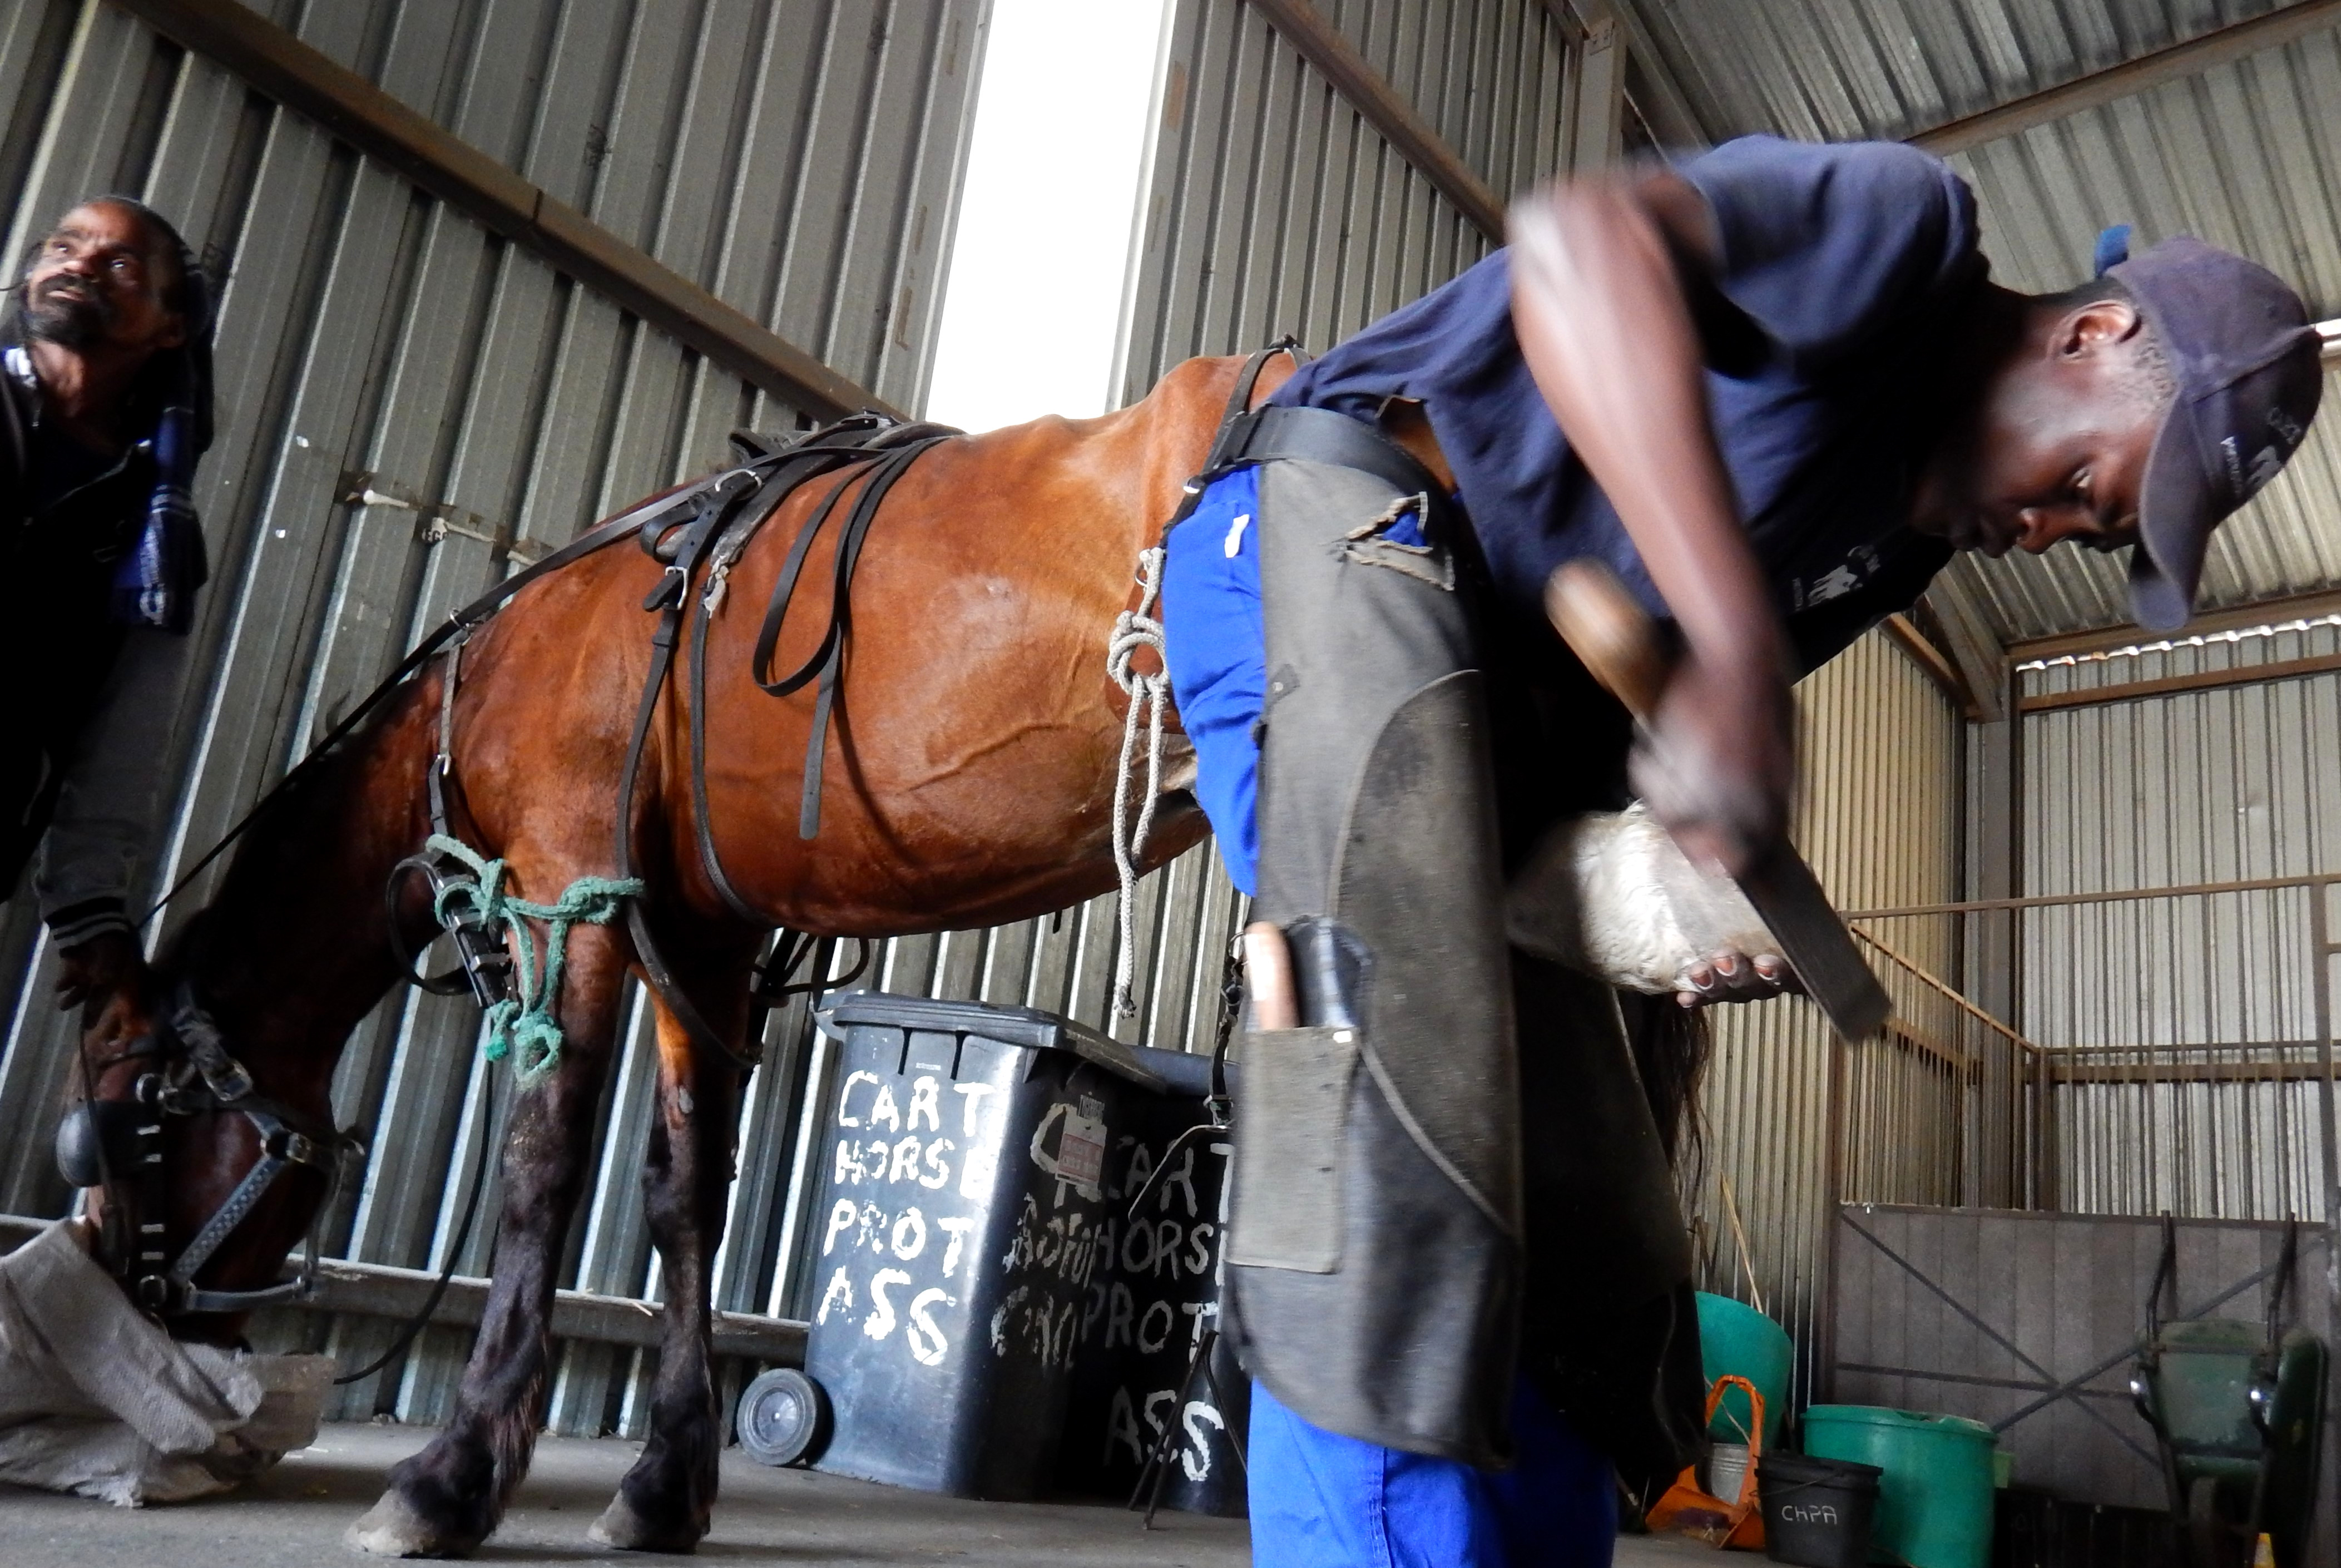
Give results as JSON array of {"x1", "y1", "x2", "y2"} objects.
[
  {"x1": 1160, "y1": 464, "x2": 1436, "y2": 896},
  {"x1": 1160, "y1": 465, "x2": 1268, "y2": 893},
  {"x1": 1248, "y1": 1376, "x2": 1617, "y2": 1567}
]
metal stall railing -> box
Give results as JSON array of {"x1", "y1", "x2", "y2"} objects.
[
  {"x1": 1686, "y1": 872, "x2": 2341, "y2": 1414},
  {"x1": 1830, "y1": 877, "x2": 2341, "y2": 1555},
  {"x1": 1845, "y1": 875, "x2": 2341, "y2": 1238}
]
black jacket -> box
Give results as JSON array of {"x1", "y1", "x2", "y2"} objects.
[{"x1": 0, "y1": 352, "x2": 185, "y2": 938}]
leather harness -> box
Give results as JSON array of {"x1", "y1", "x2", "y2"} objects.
[
  {"x1": 91, "y1": 344, "x2": 1443, "y2": 1324},
  {"x1": 61, "y1": 983, "x2": 360, "y2": 1316},
  {"x1": 87, "y1": 411, "x2": 953, "y2": 1321}
]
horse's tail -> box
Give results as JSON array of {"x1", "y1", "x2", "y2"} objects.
[{"x1": 1622, "y1": 990, "x2": 1710, "y2": 1178}]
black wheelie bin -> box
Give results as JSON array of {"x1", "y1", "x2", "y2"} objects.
[{"x1": 735, "y1": 991, "x2": 1167, "y2": 1500}]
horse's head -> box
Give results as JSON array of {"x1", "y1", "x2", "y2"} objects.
[{"x1": 57, "y1": 933, "x2": 362, "y2": 1341}]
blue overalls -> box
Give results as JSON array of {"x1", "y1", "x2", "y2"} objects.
[{"x1": 1162, "y1": 464, "x2": 1617, "y2": 1568}]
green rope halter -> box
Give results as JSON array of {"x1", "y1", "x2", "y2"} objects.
[{"x1": 424, "y1": 834, "x2": 644, "y2": 1085}]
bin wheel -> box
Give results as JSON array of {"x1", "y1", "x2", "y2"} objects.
[{"x1": 736, "y1": 1368, "x2": 830, "y2": 1467}]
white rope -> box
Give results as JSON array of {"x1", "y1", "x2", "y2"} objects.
[{"x1": 1106, "y1": 546, "x2": 1170, "y2": 1018}]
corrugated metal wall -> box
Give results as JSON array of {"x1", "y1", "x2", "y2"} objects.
[
  {"x1": 0, "y1": 0, "x2": 989, "y2": 1433},
  {"x1": 1116, "y1": 0, "x2": 1578, "y2": 403},
  {"x1": 2012, "y1": 624, "x2": 2341, "y2": 1223},
  {"x1": 1686, "y1": 631, "x2": 1968, "y2": 1392},
  {"x1": 0, "y1": 0, "x2": 1603, "y2": 1440}
]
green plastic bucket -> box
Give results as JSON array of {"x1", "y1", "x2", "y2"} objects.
[
  {"x1": 1696, "y1": 1291, "x2": 1793, "y2": 1446},
  {"x1": 1801, "y1": 1406, "x2": 1996, "y2": 1568}
]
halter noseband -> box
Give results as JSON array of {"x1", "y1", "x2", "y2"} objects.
[{"x1": 58, "y1": 980, "x2": 362, "y2": 1318}]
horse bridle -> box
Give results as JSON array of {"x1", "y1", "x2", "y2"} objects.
[{"x1": 57, "y1": 980, "x2": 363, "y2": 1317}]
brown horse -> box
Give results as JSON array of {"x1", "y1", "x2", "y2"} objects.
[{"x1": 76, "y1": 350, "x2": 1292, "y2": 1556}]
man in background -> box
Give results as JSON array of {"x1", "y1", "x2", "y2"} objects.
[{"x1": 2, "y1": 196, "x2": 215, "y2": 1037}]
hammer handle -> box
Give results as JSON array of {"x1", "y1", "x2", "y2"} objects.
[
  {"x1": 1544, "y1": 561, "x2": 1668, "y2": 720},
  {"x1": 1241, "y1": 921, "x2": 1299, "y2": 1032}
]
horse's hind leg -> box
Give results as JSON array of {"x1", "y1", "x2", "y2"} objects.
[
  {"x1": 347, "y1": 921, "x2": 632, "y2": 1559},
  {"x1": 590, "y1": 935, "x2": 756, "y2": 1552}
]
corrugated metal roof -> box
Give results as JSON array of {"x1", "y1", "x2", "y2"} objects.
[
  {"x1": 1624, "y1": 0, "x2": 2310, "y2": 145},
  {"x1": 1619, "y1": 0, "x2": 2341, "y2": 640}
]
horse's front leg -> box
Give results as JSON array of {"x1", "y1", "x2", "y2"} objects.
[
  {"x1": 347, "y1": 921, "x2": 632, "y2": 1558},
  {"x1": 591, "y1": 939, "x2": 755, "y2": 1552}
]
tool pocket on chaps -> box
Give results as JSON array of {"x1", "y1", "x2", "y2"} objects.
[
  {"x1": 1228, "y1": 1025, "x2": 1362, "y2": 1274},
  {"x1": 1339, "y1": 492, "x2": 1454, "y2": 590}
]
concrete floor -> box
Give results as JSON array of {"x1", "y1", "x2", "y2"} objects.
[{"x1": 0, "y1": 1422, "x2": 1726, "y2": 1566}]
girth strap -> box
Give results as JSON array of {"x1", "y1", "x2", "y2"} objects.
[{"x1": 613, "y1": 463, "x2": 803, "y2": 1074}]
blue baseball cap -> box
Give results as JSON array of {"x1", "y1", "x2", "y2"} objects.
[{"x1": 2105, "y1": 235, "x2": 2324, "y2": 631}]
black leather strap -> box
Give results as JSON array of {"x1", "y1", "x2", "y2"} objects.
[
  {"x1": 1163, "y1": 336, "x2": 1311, "y2": 537},
  {"x1": 145, "y1": 478, "x2": 727, "y2": 926},
  {"x1": 1210, "y1": 405, "x2": 1453, "y2": 521},
  {"x1": 746, "y1": 436, "x2": 952, "y2": 839},
  {"x1": 613, "y1": 472, "x2": 778, "y2": 1075}
]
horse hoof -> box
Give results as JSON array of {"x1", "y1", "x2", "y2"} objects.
[
  {"x1": 345, "y1": 1490, "x2": 478, "y2": 1558},
  {"x1": 588, "y1": 1493, "x2": 704, "y2": 1554}
]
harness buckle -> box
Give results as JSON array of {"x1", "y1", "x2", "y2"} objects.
[
  {"x1": 390, "y1": 850, "x2": 517, "y2": 1011},
  {"x1": 204, "y1": 1057, "x2": 255, "y2": 1105},
  {"x1": 444, "y1": 893, "x2": 516, "y2": 1012}
]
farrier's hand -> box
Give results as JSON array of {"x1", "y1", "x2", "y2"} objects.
[
  {"x1": 1632, "y1": 651, "x2": 1795, "y2": 881},
  {"x1": 56, "y1": 929, "x2": 148, "y2": 1026},
  {"x1": 1676, "y1": 946, "x2": 1803, "y2": 1010}
]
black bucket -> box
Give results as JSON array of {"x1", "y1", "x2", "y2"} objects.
[{"x1": 1761, "y1": 1451, "x2": 1883, "y2": 1568}]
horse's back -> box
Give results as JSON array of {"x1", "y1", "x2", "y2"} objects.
[{"x1": 457, "y1": 352, "x2": 1289, "y2": 931}]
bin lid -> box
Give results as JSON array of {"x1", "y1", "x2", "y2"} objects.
[
  {"x1": 1803, "y1": 1405, "x2": 1996, "y2": 1445},
  {"x1": 818, "y1": 991, "x2": 1167, "y2": 1091},
  {"x1": 1124, "y1": 1042, "x2": 1240, "y2": 1099}
]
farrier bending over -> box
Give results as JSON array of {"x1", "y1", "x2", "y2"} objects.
[
  {"x1": 1157, "y1": 136, "x2": 2322, "y2": 1566},
  {"x1": 2, "y1": 198, "x2": 215, "y2": 1035}
]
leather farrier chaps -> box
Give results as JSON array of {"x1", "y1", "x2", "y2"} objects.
[
  {"x1": 1225, "y1": 452, "x2": 1523, "y2": 1467},
  {"x1": 1219, "y1": 422, "x2": 1700, "y2": 1472}
]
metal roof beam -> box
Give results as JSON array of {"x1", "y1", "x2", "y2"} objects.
[
  {"x1": 1577, "y1": 1, "x2": 1713, "y2": 151},
  {"x1": 116, "y1": 0, "x2": 892, "y2": 419},
  {"x1": 1909, "y1": 0, "x2": 2341, "y2": 157},
  {"x1": 2005, "y1": 582, "x2": 2341, "y2": 664},
  {"x1": 1246, "y1": 0, "x2": 1507, "y2": 240}
]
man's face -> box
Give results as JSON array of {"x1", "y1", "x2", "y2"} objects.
[
  {"x1": 20, "y1": 201, "x2": 182, "y2": 358},
  {"x1": 1912, "y1": 300, "x2": 2163, "y2": 561}
]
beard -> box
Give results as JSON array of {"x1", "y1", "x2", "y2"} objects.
[{"x1": 20, "y1": 276, "x2": 113, "y2": 350}]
